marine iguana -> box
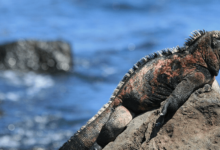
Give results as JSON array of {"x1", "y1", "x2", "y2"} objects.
[{"x1": 59, "y1": 30, "x2": 220, "y2": 150}]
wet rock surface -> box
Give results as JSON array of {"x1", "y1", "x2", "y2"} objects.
[
  {"x1": 0, "y1": 40, "x2": 73, "y2": 73},
  {"x1": 104, "y1": 83, "x2": 220, "y2": 150}
]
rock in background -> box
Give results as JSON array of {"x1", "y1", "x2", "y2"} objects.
[
  {"x1": 104, "y1": 81, "x2": 220, "y2": 150},
  {"x1": 0, "y1": 40, "x2": 73, "y2": 73}
]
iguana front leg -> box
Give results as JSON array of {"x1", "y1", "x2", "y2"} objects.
[{"x1": 157, "y1": 70, "x2": 213, "y2": 126}]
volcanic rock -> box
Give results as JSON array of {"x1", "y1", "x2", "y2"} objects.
[
  {"x1": 103, "y1": 80, "x2": 220, "y2": 150},
  {"x1": 0, "y1": 40, "x2": 73, "y2": 73}
]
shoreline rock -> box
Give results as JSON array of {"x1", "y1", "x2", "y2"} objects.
[
  {"x1": 0, "y1": 40, "x2": 73, "y2": 73},
  {"x1": 104, "y1": 82, "x2": 220, "y2": 150}
]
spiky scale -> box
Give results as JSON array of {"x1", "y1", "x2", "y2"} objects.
[
  {"x1": 99, "y1": 108, "x2": 105, "y2": 113},
  {"x1": 103, "y1": 104, "x2": 109, "y2": 108},
  {"x1": 198, "y1": 29, "x2": 205, "y2": 35},
  {"x1": 136, "y1": 61, "x2": 142, "y2": 67},
  {"x1": 171, "y1": 47, "x2": 178, "y2": 53},
  {"x1": 87, "y1": 117, "x2": 95, "y2": 124},
  {"x1": 122, "y1": 73, "x2": 130, "y2": 81},
  {"x1": 133, "y1": 64, "x2": 138, "y2": 70},
  {"x1": 161, "y1": 50, "x2": 167, "y2": 55},
  {"x1": 141, "y1": 57, "x2": 147, "y2": 62},
  {"x1": 116, "y1": 81, "x2": 124, "y2": 89},
  {"x1": 189, "y1": 35, "x2": 195, "y2": 39},
  {"x1": 110, "y1": 96, "x2": 115, "y2": 101},
  {"x1": 125, "y1": 73, "x2": 130, "y2": 77},
  {"x1": 97, "y1": 110, "x2": 103, "y2": 115},
  {"x1": 157, "y1": 51, "x2": 162, "y2": 56},
  {"x1": 193, "y1": 30, "x2": 199, "y2": 37},
  {"x1": 145, "y1": 55, "x2": 149, "y2": 59},
  {"x1": 145, "y1": 55, "x2": 153, "y2": 61},
  {"x1": 178, "y1": 47, "x2": 185, "y2": 53},
  {"x1": 153, "y1": 53, "x2": 159, "y2": 58},
  {"x1": 113, "y1": 89, "x2": 119, "y2": 95},
  {"x1": 193, "y1": 30, "x2": 199, "y2": 36},
  {"x1": 167, "y1": 50, "x2": 172, "y2": 55},
  {"x1": 176, "y1": 45, "x2": 180, "y2": 50},
  {"x1": 80, "y1": 126, "x2": 86, "y2": 130},
  {"x1": 196, "y1": 30, "x2": 201, "y2": 36},
  {"x1": 199, "y1": 30, "x2": 203, "y2": 34},
  {"x1": 128, "y1": 68, "x2": 134, "y2": 74}
]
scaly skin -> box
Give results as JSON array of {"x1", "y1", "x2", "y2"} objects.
[{"x1": 59, "y1": 30, "x2": 220, "y2": 150}]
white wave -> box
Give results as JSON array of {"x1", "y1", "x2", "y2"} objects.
[
  {"x1": 0, "y1": 135, "x2": 20, "y2": 147},
  {"x1": 0, "y1": 71, "x2": 54, "y2": 100}
]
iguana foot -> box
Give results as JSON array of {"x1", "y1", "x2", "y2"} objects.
[
  {"x1": 157, "y1": 98, "x2": 175, "y2": 126},
  {"x1": 90, "y1": 142, "x2": 102, "y2": 150},
  {"x1": 195, "y1": 84, "x2": 212, "y2": 95}
]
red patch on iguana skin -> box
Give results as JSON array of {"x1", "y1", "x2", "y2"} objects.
[{"x1": 151, "y1": 54, "x2": 206, "y2": 93}]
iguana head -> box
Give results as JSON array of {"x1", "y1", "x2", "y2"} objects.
[
  {"x1": 211, "y1": 31, "x2": 220, "y2": 57},
  {"x1": 210, "y1": 30, "x2": 220, "y2": 75},
  {"x1": 187, "y1": 30, "x2": 220, "y2": 76}
]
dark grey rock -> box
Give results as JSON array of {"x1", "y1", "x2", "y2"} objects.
[{"x1": 0, "y1": 40, "x2": 73, "y2": 73}]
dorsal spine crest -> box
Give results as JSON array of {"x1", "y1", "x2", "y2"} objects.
[{"x1": 184, "y1": 29, "x2": 206, "y2": 46}]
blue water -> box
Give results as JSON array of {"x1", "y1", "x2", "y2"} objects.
[{"x1": 1, "y1": 0, "x2": 220, "y2": 149}]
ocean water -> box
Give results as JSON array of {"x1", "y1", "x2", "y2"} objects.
[{"x1": 1, "y1": 0, "x2": 220, "y2": 149}]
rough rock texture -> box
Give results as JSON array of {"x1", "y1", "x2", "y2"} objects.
[
  {"x1": 103, "y1": 82, "x2": 220, "y2": 150},
  {"x1": 0, "y1": 40, "x2": 73, "y2": 73}
]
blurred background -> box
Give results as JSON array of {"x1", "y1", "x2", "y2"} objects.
[{"x1": 0, "y1": 0, "x2": 220, "y2": 149}]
